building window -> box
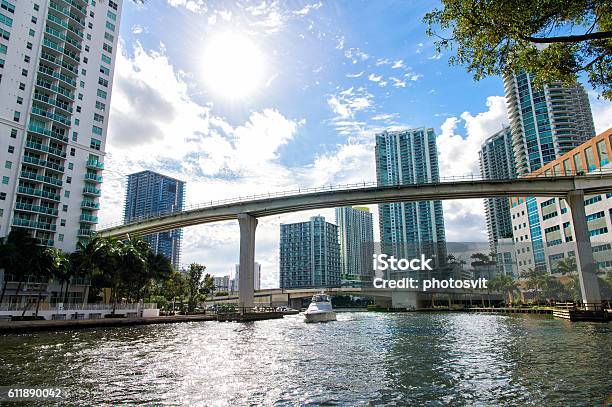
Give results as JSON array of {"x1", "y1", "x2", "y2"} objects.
[
  {"x1": 24, "y1": 55, "x2": 29, "y2": 63},
  {"x1": 64, "y1": 190, "x2": 70, "y2": 198},
  {"x1": 21, "y1": 68, "x2": 27, "y2": 77},
  {"x1": 0, "y1": 193, "x2": 6, "y2": 200},
  {"x1": 13, "y1": 111, "x2": 19, "y2": 122},
  {"x1": 58, "y1": 234, "x2": 64, "y2": 242},
  {"x1": 4, "y1": 160, "x2": 11, "y2": 169},
  {"x1": 7, "y1": 146, "x2": 13, "y2": 153},
  {"x1": 18, "y1": 82, "x2": 25, "y2": 90},
  {"x1": 68, "y1": 163, "x2": 73, "y2": 170},
  {"x1": 66, "y1": 176, "x2": 71, "y2": 184},
  {"x1": 99, "y1": 65, "x2": 109, "y2": 76},
  {"x1": 90, "y1": 138, "x2": 101, "y2": 150},
  {"x1": 33, "y1": 3, "x2": 39, "y2": 11},
  {"x1": 26, "y1": 42, "x2": 32, "y2": 49},
  {"x1": 95, "y1": 101, "x2": 106, "y2": 111},
  {"x1": 103, "y1": 43, "x2": 113, "y2": 53},
  {"x1": 10, "y1": 129, "x2": 16, "y2": 138},
  {"x1": 60, "y1": 219, "x2": 66, "y2": 226},
  {"x1": 62, "y1": 205, "x2": 68, "y2": 212},
  {"x1": 98, "y1": 77, "x2": 108, "y2": 87},
  {"x1": 28, "y1": 28, "x2": 34, "y2": 37},
  {"x1": 101, "y1": 54, "x2": 111, "y2": 64},
  {"x1": 31, "y1": 16, "x2": 37, "y2": 24},
  {"x1": 1, "y1": 0, "x2": 15, "y2": 13},
  {"x1": 16, "y1": 96, "x2": 22, "y2": 104},
  {"x1": 97, "y1": 89, "x2": 107, "y2": 99},
  {"x1": 72, "y1": 132, "x2": 78, "y2": 141},
  {"x1": 70, "y1": 148, "x2": 75, "y2": 156},
  {"x1": 2, "y1": 176, "x2": 8, "y2": 184}
]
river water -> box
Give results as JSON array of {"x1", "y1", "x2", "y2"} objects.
[{"x1": 0, "y1": 312, "x2": 610, "y2": 406}]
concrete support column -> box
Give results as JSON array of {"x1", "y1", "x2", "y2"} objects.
[
  {"x1": 566, "y1": 190, "x2": 601, "y2": 307},
  {"x1": 238, "y1": 214, "x2": 258, "y2": 310}
]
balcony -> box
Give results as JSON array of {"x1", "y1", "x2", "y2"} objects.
[
  {"x1": 37, "y1": 65, "x2": 77, "y2": 89},
  {"x1": 14, "y1": 202, "x2": 59, "y2": 216},
  {"x1": 80, "y1": 200, "x2": 100, "y2": 210},
  {"x1": 86, "y1": 159, "x2": 104, "y2": 170},
  {"x1": 79, "y1": 214, "x2": 98, "y2": 224},
  {"x1": 35, "y1": 238, "x2": 55, "y2": 247},
  {"x1": 20, "y1": 171, "x2": 63, "y2": 187},
  {"x1": 84, "y1": 173, "x2": 103, "y2": 183},
  {"x1": 83, "y1": 186, "x2": 101, "y2": 197},
  {"x1": 28, "y1": 123, "x2": 69, "y2": 143},
  {"x1": 12, "y1": 218, "x2": 57, "y2": 231},
  {"x1": 31, "y1": 106, "x2": 71, "y2": 127},
  {"x1": 17, "y1": 186, "x2": 61, "y2": 201},
  {"x1": 77, "y1": 229, "x2": 93, "y2": 237},
  {"x1": 35, "y1": 79, "x2": 74, "y2": 100},
  {"x1": 46, "y1": 13, "x2": 83, "y2": 38},
  {"x1": 22, "y1": 156, "x2": 65, "y2": 172},
  {"x1": 25, "y1": 141, "x2": 67, "y2": 158}
]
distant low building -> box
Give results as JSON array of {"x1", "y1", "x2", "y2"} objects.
[
  {"x1": 213, "y1": 275, "x2": 231, "y2": 292},
  {"x1": 233, "y1": 262, "x2": 261, "y2": 291}
]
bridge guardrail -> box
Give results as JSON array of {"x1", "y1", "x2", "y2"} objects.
[{"x1": 97, "y1": 168, "x2": 612, "y2": 231}]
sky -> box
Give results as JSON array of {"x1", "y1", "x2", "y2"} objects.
[{"x1": 98, "y1": 0, "x2": 612, "y2": 288}]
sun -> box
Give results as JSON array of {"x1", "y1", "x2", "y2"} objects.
[{"x1": 201, "y1": 32, "x2": 265, "y2": 99}]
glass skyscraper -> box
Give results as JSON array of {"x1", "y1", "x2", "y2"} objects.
[
  {"x1": 0, "y1": 0, "x2": 123, "y2": 251},
  {"x1": 279, "y1": 215, "x2": 340, "y2": 289},
  {"x1": 374, "y1": 128, "x2": 446, "y2": 267},
  {"x1": 335, "y1": 206, "x2": 374, "y2": 286},
  {"x1": 123, "y1": 170, "x2": 185, "y2": 268},
  {"x1": 504, "y1": 71, "x2": 595, "y2": 176},
  {"x1": 479, "y1": 125, "x2": 516, "y2": 250}
]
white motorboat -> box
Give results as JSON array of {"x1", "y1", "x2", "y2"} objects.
[{"x1": 304, "y1": 292, "x2": 336, "y2": 323}]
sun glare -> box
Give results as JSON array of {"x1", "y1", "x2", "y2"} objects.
[{"x1": 202, "y1": 32, "x2": 265, "y2": 99}]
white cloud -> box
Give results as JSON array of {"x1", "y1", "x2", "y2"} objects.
[
  {"x1": 371, "y1": 113, "x2": 399, "y2": 121},
  {"x1": 336, "y1": 36, "x2": 345, "y2": 50},
  {"x1": 428, "y1": 53, "x2": 443, "y2": 60},
  {"x1": 293, "y1": 2, "x2": 322, "y2": 16},
  {"x1": 375, "y1": 58, "x2": 390, "y2": 66},
  {"x1": 588, "y1": 90, "x2": 612, "y2": 134},
  {"x1": 346, "y1": 71, "x2": 364, "y2": 78},
  {"x1": 131, "y1": 24, "x2": 147, "y2": 34},
  {"x1": 435, "y1": 96, "x2": 509, "y2": 243},
  {"x1": 405, "y1": 72, "x2": 423, "y2": 81},
  {"x1": 166, "y1": 0, "x2": 206, "y2": 13},
  {"x1": 368, "y1": 73, "x2": 382, "y2": 82},
  {"x1": 391, "y1": 59, "x2": 405, "y2": 69},
  {"x1": 390, "y1": 77, "x2": 406, "y2": 88},
  {"x1": 344, "y1": 48, "x2": 369, "y2": 63}
]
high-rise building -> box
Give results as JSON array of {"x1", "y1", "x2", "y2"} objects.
[
  {"x1": 124, "y1": 170, "x2": 185, "y2": 268},
  {"x1": 509, "y1": 128, "x2": 612, "y2": 276},
  {"x1": 479, "y1": 125, "x2": 516, "y2": 251},
  {"x1": 279, "y1": 215, "x2": 341, "y2": 289},
  {"x1": 233, "y1": 262, "x2": 260, "y2": 291},
  {"x1": 335, "y1": 206, "x2": 374, "y2": 285},
  {"x1": 213, "y1": 275, "x2": 231, "y2": 292},
  {"x1": 375, "y1": 128, "x2": 446, "y2": 267},
  {"x1": 0, "y1": 0, "x2": 123, "y2": 250},
  {"x1": 504, "y1": 71, "x2": 595, "y2": 176}
]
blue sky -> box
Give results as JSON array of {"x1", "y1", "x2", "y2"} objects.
[{"x1": 99, "y1": 0, "x2": 612, "y2": 286}]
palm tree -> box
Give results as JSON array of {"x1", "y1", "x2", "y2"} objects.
[
  {"x1": 554, "y1": 255, "x2": 577, "y2": 275},
  {"x1": 521, "y1": 268, "x2": 548, "y2": 304},
  {"x1": 0, "y1": 229, "x2": 43, "y2": 308},
  {"x1": 34, "y1": 248, "x2": 66, "y2": 317},
  {"x1": 489, "y1": 273, "x2": 519, "y2": 305}
]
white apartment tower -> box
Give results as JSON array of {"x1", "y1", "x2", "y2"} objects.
[{"x1": 0, "y1": 0, "x2": 122, "y2": 251}]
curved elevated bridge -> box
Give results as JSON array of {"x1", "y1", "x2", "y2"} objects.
[{"x1": 97, "y1": 173, "x2": 612, "y2": 309}]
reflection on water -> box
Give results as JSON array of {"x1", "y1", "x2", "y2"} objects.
[{"x1": 0, "y1": 313, "x2": 610, "y2": 406}]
